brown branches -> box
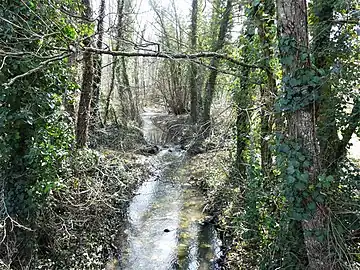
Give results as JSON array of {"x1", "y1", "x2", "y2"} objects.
[
  {"x1": 84, "y1": 47, "x2": 263, "y2": 69},
  {"x1": 1, "y1": 46, "x2": 261, "y2": 88}
]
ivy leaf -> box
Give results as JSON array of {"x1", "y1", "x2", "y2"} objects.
[
  {"x1": 303, "y1": 160, "x2": 311, "y2": 168},
  {"x1": 287, "y1": 165, "x2": 295, "y2": 175},
  {"x1": 315, "y1": 195, "x2": 325, "y2": 203},
  {"x1": 300, "y1": 173, "x2": 309, "y2": 183},
  {"x1": 282, "y1": 56, "x2": 294, "y2": 66},
  {"x1": 293, "y1": 212, "x2": 303, "y2": 221},
  {"x1": 298, "y1": 154, "x2": 306, "y2": 161},
  {"x1": 307, "y1": 201, "x2": 316, "y2": 211},
  {"x1": 295, "y1": 182, "x2": 305, "y2": 190},
  {"x1": 287, "y1": 175, "x2": 296, "y2": 184},
  {"x1": 289, "y1": 78, "x2": 300, "y2": 86}
]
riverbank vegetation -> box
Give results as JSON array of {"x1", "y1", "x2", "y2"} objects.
[{"x1": 1, "y1": 0, "x2": 359, "y2": 269}]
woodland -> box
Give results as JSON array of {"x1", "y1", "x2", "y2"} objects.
[{"x1": 0, "y1": 0, "x2": 359, "y2": 269}]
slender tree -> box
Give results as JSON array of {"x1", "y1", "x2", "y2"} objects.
[
  {"x1": 76, "y1": 0, "x2": 94, "y2": 147},
  {"x1": 254, "y1": 0, "x2": 277, "y2": 176},
  {"x1": 104, "y1": 0, "x2": 125, "y2": 125},
  {"x1": 202, "y1": 0, "x2": 233, "y2": 133},
  {"x1": 189, "y1": 0, "x2": 199, "y2": 123},
  {"x1": 91, "y1": 0, "x2": 106, "y2": 128}
]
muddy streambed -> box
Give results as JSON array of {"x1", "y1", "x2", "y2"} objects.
[{"x1": 119, "y1": 111, "x2": 220, "y2": 269}]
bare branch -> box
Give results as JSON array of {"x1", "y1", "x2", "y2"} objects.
[
  {"x1": 84, "y1": 47, "x2": 263, "y2": 69},
  {"x1": 2, "y1": 53, "x2": 71, "y2": 87}
]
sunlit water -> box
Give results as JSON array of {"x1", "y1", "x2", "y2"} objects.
[{"x1": 119, "y1": 111, "x2": 220, "y2": 270}]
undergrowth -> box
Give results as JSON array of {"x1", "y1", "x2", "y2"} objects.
[
  {"x1": 1, "y1": 146, "x2": 149, "y2": 270},
  {"x1": 186, "y1": 141, "x2": 359, "y2": 269}
]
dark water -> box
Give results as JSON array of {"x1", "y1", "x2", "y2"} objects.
[{"x1": 119, "y1": 111, "x2": 220, "y2": 270}]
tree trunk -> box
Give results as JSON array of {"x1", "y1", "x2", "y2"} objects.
[
  {"x1": 255, "y1": 0, "x2": 276, "y2": 177},
  {"x1": 202, "y1": 0, "x2": 232, "y2": 133},
  {"x1": 311, "y1": 0, "x2": 357, "y2": 174},
  {"x1": 76, "y1": 0, "x2": 93, "y2": 148},
  {"x1": 91, "y1": 0, "x2": 106, "y2": 128},
  {"x1": 234, "y1": 22, "x2": 254, "y2": 176},
  {"x1": 276, "y1": 0, "x2": 329, "y2": 268},
  {"x1": 121, "y1": 56, "x2": 136, "y2": 121},
  {"x1": 202, "y1": 57, "x2": 219, "y2": 130},
  {"x1": 104, "y1": 56, "x2": 117, "y2": 125},
  {"x1": 103, "y1": 0, "x2": 125, "y2": 125}
]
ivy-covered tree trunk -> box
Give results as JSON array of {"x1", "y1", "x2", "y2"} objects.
[
  {"x1": 189, "y1": 0, "x2": 198, "y2": 123},
  {"x1": 76, "y1": 0, "x2": 94, "y2": 148},
  {"x1": 202, "y1": 0, "x2": 232, "y2": 133},
  {"x1": 312, "y1": 0, "x2": 360, "y2": 174},
  {"x1": 91, "y1": 0, "x2": 106, "y2": 128},
  {"x1": 276, "y1": 0, "x2": 330, "y2": 268},
  {"x1": 234, "y1": 23, "x2": 254, "y2": 176},
  {"x1": 255, "y1": 0, "x2": 276, "y2": 177}
]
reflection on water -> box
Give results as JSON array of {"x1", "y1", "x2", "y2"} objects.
[{"x1": 119, "y1": 111, "x2": 219, "y2": 270}]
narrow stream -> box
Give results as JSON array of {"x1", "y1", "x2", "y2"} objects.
[{"x1": 120, "y1": 111, "x2": 220, "y2": 270}]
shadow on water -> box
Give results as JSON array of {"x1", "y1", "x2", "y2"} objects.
[{"x1": 118, "y1": 111, "x2": 220, "y2": 270}]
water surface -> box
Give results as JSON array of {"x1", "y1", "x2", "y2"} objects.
[{"x1": 120, "y1": 111, "x2": 220, "y2": 270}]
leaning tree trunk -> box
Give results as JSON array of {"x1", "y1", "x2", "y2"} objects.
[
  {"x1": 276, "y1": 0, "x2": 329, "y2": 268},
  {"x1": 76, "y1": 0, "x2": 94, "y2": 148},
  {"x1": 202, "y1": 0, "x2": 232, "y2": 134}
]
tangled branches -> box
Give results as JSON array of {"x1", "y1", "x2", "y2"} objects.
[{"x1": 0, "y1": 149, "x2": 150, "y2": 269}]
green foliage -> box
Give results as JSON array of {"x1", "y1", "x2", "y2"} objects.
[
  {"x1": 207, "y1": 0, "x2": 360, "y2": 269},
  {"x1": 0, "y1": 0, "x2": 82, "y2": 267}
]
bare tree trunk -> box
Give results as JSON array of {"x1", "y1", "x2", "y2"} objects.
[
  {"x1": 103, "y1": 0, "x2": 125, "y2": 125},
  {"x1": 104, "y1": 57, "x2": 116, "y2": 125},
  {"x1": 133, "y1": 54, "x2": 140, "y2": 120},
  {"x1": 202, "y1": 0, "x2": 232, "y2": 133},
  {"x1": 189, "y1": 0, "x2": 198, "y2": 123},
  {"x1": 121, "y1": 56, "x2": 136, "y2": 121},
  {"x1": 276, "y1": 0, "x2": 329, "y2": 268},
  {"x1": 76, "y1": 0, "x2": 93, "y2": 148},
  {"x1": 91, "y1": 0, "x2": 106, "y2": 128}
]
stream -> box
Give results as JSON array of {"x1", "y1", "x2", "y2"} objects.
[{"x1": 119, "y1": 111, "x2": 220, "y2": 270}]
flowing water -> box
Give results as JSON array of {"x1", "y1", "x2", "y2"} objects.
[{"x1": 119, "y1": 111, "x2": 220, "y2": 270}]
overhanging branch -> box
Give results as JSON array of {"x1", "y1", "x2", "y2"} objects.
[
  {"x1": 84, "y1": 47, "x2": 263, "y2": 69},
  {"x1": 2, "y1": 53, "x2": 71, "y2": 87}
]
